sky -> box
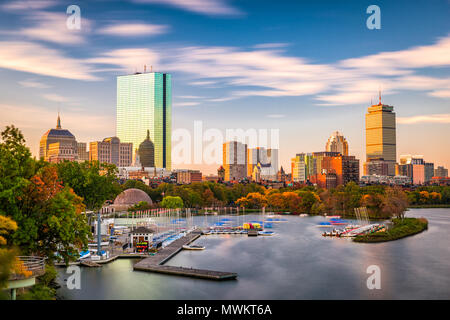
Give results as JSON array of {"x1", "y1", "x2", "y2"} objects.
[{"x1": 0, "y1": 0, "x2": 449, "y2": 175}]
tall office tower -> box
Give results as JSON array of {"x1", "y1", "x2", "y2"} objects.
[
  {"x1": 325, "y1": 131, "x2": 349, "y2": 156},
  {"x1": 223, "y1": 141, "x2": 247, "y2": 181},
  {"x1": 89, "y1": 137, "x2": 133, "y2": 167},
  {"x1": 365, "y1": 93, "x2": 396, "y2": 176},
  {"x1": 116, "y1": 71, "x2": 171, "y2": 170},
  {"x1": 247, "y1": 147, "x2": 279, "y2": 179}
]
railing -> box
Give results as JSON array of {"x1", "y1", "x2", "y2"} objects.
[{"x1": 9, "y1": 256, "x2": 46, "y2": 280}]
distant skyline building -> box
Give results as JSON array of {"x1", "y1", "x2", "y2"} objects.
[
  {"x1": 39, "y1": 114, "x2": 78, "y2": 162},
  {"x1": 138, "y1": 130, "x2": 155, "y2": 168},
  {"x1": 116, "y1": 71, "x2": 171, "y2": 170},
  {"x1": 365, "y1": 94, "x2": 396, "y2": 176},
  {"x1": 176, "y1": 169, "x2": 202, "y2": 184},
  {"x1": 247, "y1": 147, "x2": 279, "y2": 181},
  {"x1": 223, "y1": 141, "x2": 247, "y2": 181},
  {"x1": 77, "y1": 142, "x2": 89, "y2": 162},
  {"x1": 291, "y1": 153, "x2": 316, "y2": 182},
  {"x1": 435, "y1": 166, "x2": 448, "y2": 178},
  {"x1": 396, "y1": 155, "x2": 434, "y2": 185},
  {"x1": 325, "y1": 131, "x2": 349, "y2": 156},
  {"x1": 89, "y1": 137, "x2": 133, "y2": 167}
]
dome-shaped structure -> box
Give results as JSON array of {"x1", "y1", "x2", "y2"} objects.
[
  {"x1": 112, "y1": 188, "x2": 152, "y2": 211},
  {"x1": 39, "y1": 113, "x2": 78, "y2": 161},
  {"x1": 138, "y1": 130, "x2": 155, "y2": 168}
]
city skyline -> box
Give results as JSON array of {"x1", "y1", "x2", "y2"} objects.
[{"x1": 0, "y1": 0, "x2": 449, "y2": 174}]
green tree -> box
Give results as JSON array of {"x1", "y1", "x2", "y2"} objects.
[
  {"x1": 56, "y1": 160, "x2": 119, "y2": 211},
  {"x1": 161, "y1": 196, "x2": 184, "y2": 209},
  {"x1": 13, "y1": 166, "x2": 90, "y2": 264}
]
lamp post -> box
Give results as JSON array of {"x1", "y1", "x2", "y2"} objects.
[{"x1": 97, "y1": 208, "x2": 102, "y2": 256}]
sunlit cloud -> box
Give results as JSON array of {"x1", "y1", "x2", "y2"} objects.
[
  {"x1": 6, "y1": 11, "x2": 91, "y2": 45},
  {"x1": 1, "y1": 0, "x2": 57, "y2": 11},
  {"x1": 0, "y1": 41, "x2": 99, "y2": 81},
  {"x1": 87, "y1": 48, "x2": 160, "y2": 74},
  {"x1": 18, "y1": 79, "x2": 51, "y2": 89},
  {"x1": 132, "y1": 0, "x2": 242, "y2": 16},
  {"x1": 397, "y1": 114, "x2": 450, "y2": 124},
  {"x1": 97, "y1": 22, "x2": 169, "y2": 37},
  {"x1": 42, "y1": 93, "x2": 70, "y2": 103},
  {"x1": 175, "y1": 101, "x2": 200, "y2": 107}
]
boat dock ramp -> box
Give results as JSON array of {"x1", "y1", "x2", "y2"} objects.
[{"x1": 133, "y1": 229, "x2": 237, "y2": 280}]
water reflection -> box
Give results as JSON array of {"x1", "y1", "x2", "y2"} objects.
[{"x1": 57, "y1": 209, "x2": 450, "y2": 299}]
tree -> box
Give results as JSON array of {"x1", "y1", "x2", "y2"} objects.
[
  {"x1": 236, "y1": 192, "x2": 267, "y2": 209},
  {"x1": 56, "y1": 160, "x2": 119, "y2": 211},
  {"x1": 382, "y1": 187, "x2": 408, "y2": 219},
  {"x1": 0, "y1": 215, "x2": 18, "y2": 289},
  {"x1": 13, "y1": 166, "x2": 90, "y2": 263},
  {"x1": 161, "y1": 196, "x2": 184, "y2": 209}
]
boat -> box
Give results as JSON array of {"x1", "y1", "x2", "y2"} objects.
[
  {"x1": 182, "y1": 245, "x2": 205, "y2": 250},
  {"x1": 79, "y1": 250, "x2": 91, "y2": 259},
  {"x1": 299, "y1": 214, "x2": 309, "y2": 217},
  {"x1": 258, "y1": 231, "x2": 275, "y2": 236},
  {"x1": 325, "y1": 215, "x2": 341, "y2": 219},
  {"x1": 317, "y1": 222, "x2": 333, "y2": 228}
]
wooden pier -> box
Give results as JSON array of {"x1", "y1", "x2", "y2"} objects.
[{"x1": 133, "y1": 229, "x2": 237, "y2": 280}]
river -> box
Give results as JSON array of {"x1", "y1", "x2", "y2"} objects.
[{"x1": 56, "y1": 208, "x2": 450, "y2": 299}]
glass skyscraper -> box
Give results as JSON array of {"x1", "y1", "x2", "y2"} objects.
[{"x1": 116, "y1": 72, "x2": 171, "y2": 170}]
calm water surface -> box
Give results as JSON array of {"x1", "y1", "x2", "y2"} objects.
[{"x1": 56, "y1": 208, "x2": 450, "y2": 299}]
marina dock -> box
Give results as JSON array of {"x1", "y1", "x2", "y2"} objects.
[{"x1": 133, "y1": 229, "x2": 237, "y2": 280}]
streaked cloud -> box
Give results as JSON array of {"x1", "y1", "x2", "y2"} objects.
[
  {"x1": 0, "y1": 41, "x2": 99, "y2": 81},
  {"x1": 175, "y1": 101, "x2": 200, "y2": 107},
  {"x1": 1, "y1": 0, "x2": 57, "y2": 11},
  {"x1": 89, "y1": 36, "x2": 450, "y2": 105},
  {"x1": 97, "y1": 22, "x2": 169, "y2": 37},
  {"x1": 132, "y1": 0, "x2": 242, "y2": 16},
  {"x1": 398, "y1": 114, "x2": 450, "y2": 124},
  {"x1": 6, "y1": 11, "x2": 91, "y2": 45},
  {"x1": 87, "y1": 48, "x2": 160, "y2": 74},
  {"x1": 18, "y1": 79, "x2": 51, "y2": 89},
  {"x1": 178, "y1": 95, "x2": 205, "y2": 99},
  {"x1": 42, "y1": 93, "x2": 70, "y2": 103}
]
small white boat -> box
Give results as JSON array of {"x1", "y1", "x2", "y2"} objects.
[
  {"x1": 258, "y1": 231, "x2": 275, "y2": 236},
  {"x1": 79, "y1": 250, "x2": 91, "y2": 259},
  {"x1": 299, "y1": 214, "x2": 309, "y2": 217},
  {"x1": 182, "y1": 245, "x2": 205, "y2": 250}
]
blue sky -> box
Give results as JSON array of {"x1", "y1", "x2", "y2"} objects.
[{"x1": 0, "y1": 0, "x2": 449, "y2": 174}]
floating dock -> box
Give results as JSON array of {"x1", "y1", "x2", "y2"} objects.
[{"x1": 133, "y1": 229, "x2": 237, "y2": 281}]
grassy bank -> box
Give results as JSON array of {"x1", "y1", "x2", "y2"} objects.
[{"x1": 353, "y1": 217, "x2": 428, "y2": 243}]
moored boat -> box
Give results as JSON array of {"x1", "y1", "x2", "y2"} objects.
[{"x1": 182, "y1": 245, "x2": 205, "y2": 250}]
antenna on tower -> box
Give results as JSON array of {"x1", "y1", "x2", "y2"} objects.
[{"x1": 378, "y1": 86, "x2": 382, "y2": 105}]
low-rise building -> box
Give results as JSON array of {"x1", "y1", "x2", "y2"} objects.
[{"x1": 176, "y1": 170, "x2": 202, "y2": 184}]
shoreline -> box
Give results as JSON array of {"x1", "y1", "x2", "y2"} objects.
[{"x1": 353, "y1": 217, "x2": 428, "y2": 243}]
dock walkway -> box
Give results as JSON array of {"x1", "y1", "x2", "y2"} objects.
[{"x1": 133, "y1": 229, "x2": 237, "y2": 280}]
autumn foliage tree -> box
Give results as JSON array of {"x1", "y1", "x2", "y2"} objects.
[{"x1": 13, "y1": 166, "x2": 90, "y2": 263}]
